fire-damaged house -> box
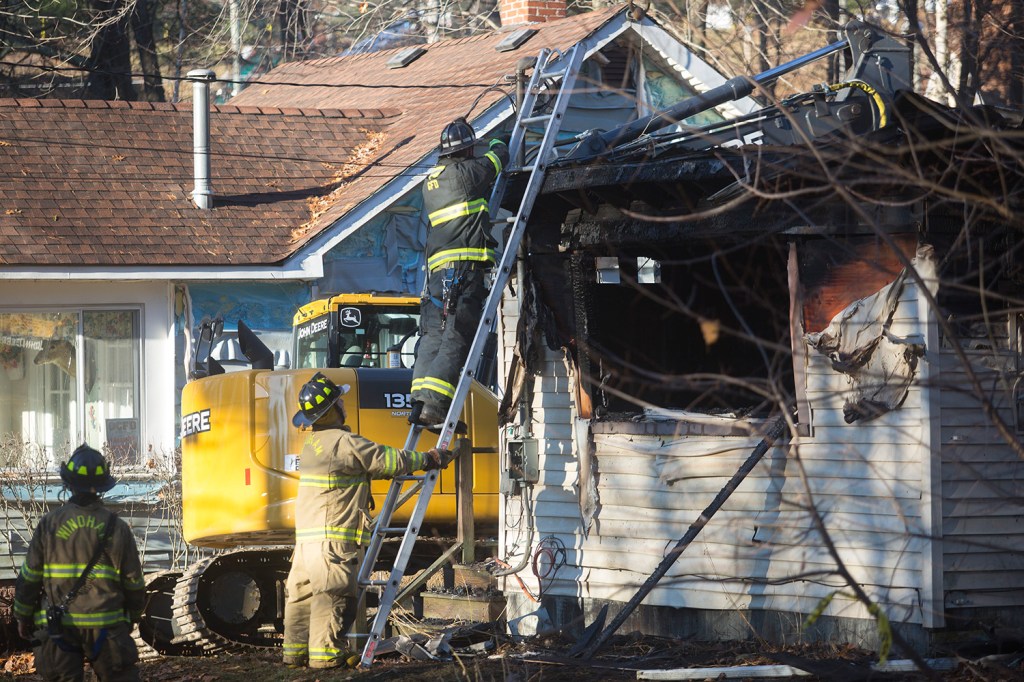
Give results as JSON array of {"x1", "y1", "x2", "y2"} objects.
[{"x1": 492, "y1": 24, "x2": 1024, "y2": 653}]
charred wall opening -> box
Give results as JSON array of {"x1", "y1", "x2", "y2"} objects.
[
  {"x1": 569, "y1": 236, "x2": 794, "y2": 417},
  {"x1": 930, "y1": 225, "x2": 1024, "y2": 348}
]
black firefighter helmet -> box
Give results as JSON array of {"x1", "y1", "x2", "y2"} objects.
[
  {"x1": 439, "y1": 117, "x2": 475, "y2": 157},
  {"x1": 61, "y1": 444, "x2": 117, "y2": 493},
  {"x1": 292, "y1": 372, "x2": 351, "y2": 428}
]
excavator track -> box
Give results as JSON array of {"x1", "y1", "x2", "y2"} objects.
[
  {"x1": 168, "y1": 548, "x2": 292, "y2": 654},
  {"x1": 135, "y1": 570, "x2": 214, "y2": 659}
]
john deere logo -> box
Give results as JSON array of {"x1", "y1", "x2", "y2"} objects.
[
  {"x1": 181, "y1": 409, "x2": 211, "y2": 438},
  {"x1": 341, "y1": 308, "x2": 361, "y2": 327}
]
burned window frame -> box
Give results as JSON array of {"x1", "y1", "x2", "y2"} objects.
[{"x1": 557, "y1": 228, "x2": 794, "y2": 419}]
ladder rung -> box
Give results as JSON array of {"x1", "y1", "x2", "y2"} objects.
[
  {"x1": 520, "y1": 114, "x2": 551, "y2": 126},
  {"x1": 393, "y1": 474, "x2": 426, "y2": 482},
  {"x1": 539, "y1": 68, "x2": 567, "y2": 80},
  {"x1": 380, "y1": 526, "x2": 411, "y2": 534},
  {"x1": 359, "y1": 578, "x2": 388, "y2": 587}
]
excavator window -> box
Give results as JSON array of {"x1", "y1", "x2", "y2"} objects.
[
  {"x1": 293, "y1": 304, "x2": 419, "y2": 370},
  {"x1": 293, "y1": 313, "x2": 331, "y2": 369}
]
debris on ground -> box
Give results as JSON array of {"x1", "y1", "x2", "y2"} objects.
[{"x1": 0, "y1": 630, "x2": 1021, "y2": 681}]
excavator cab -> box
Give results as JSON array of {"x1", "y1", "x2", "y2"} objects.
[{"x1": 293, "y1": 293, "x2": 420, "y2": 369}]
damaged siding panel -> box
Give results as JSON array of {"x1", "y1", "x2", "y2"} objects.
[
  {"x1": 536, "y1": 511, "x2": 931, "y2": 567},
  {"x1": 800, "y1": 235, "x2": 918, "y2": 335},
  {"x1": 797, "y1": 279, "x2": 932, "y2": 565},
  {"x1": 578, "y1": 432, "x2": 926, "y2": 623},
  {"x1": 939, "y1": 347, "x2": 1024, "y2": 609},
  {"x1": 804, "y1": 271, "x2": 928, "y2": 427},
  {"x1": 540, "y1": 566, "x2": 922, "y2": 620},
  {"x1": 546, "y1": 543, "x2": 926, "y2": 592}
]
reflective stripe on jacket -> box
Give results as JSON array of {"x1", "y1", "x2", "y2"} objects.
[
  {"x1": 422, "y1": 139, "x2": 509, "y2": 271},
  {"x1": 294, "y1": 427, "x2": 429, "y2": 547},
  {"x1": 13, "y1": 499, "x2": 146, "y2": 628}
]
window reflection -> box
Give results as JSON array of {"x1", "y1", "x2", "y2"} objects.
[{"x1": 0, "y1": 310, "x2": 140, "y2": 467}]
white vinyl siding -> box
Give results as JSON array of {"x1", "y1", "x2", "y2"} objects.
[{"x1": 939, "y1": 346, "x2": 1024, "y2": 611}]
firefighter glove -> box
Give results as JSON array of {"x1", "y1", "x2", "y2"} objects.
[{"x1": 424, "y1": 448, "x2": 455, "y2": 470}]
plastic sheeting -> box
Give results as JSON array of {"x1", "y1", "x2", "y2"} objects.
[
  {"x1": 322, "y1": 204, "x2": 426, "y2": 295},
  {"x1": 805, "y1": 245, "x2": 937, "y2": 423},
  {"x1": 186, "y1": 282, "x2": 310, "y2": 332}
]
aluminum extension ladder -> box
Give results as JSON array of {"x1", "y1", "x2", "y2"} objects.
[{"x1": 356, "y1": 44, "x2": 585, "y2": 667}]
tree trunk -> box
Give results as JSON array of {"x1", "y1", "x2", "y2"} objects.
[
  {"x1": 925, "y1": 0, "x2": 951, "y2": 104},
  {"x1": 903, "y1": 0, "x2": 919, "y2": 92},
  {"x1": 752, "y1": 2, "x2": 769, "y2": 92},
  {"x1": 277, "y1": 0, "x2": 310, "y2": 60},
  {"x1": 1009, "y1": 0, "x2": 1024, "y2": 105},
  {"x1": 85, "y1": 0, "x2": 136, "y2": 100},
  {"x1": 696, "y1": 0, "x2": 709, "y2": 51},
  {"x1": 131, "y1": 0, "x2": 166, "y2": 102},
  {"x1": 823, "y1": 0, "x2": 841, "y2": 82}
]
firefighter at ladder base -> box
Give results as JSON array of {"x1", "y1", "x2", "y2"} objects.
[
  {"x1": 411, "y1": 117, "x2": 509, "y2": 428},
  {"x1": 13, "y1": 444, "x2": 146, "y2": 682},
  {"x1": 284, "y1": 372, "x2": 453, "y2": 669}
]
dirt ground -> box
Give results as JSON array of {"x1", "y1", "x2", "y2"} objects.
[{"x1": 1, "y1": 632, "x2": 1022, "y2": 682}]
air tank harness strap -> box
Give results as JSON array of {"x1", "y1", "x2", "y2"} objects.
[
  {"x1": 89, "y1": 628, "x2": 108, "y2": 662},
  {"x1": 440, "y1": 264, "x2": 466, "y2": 332}
]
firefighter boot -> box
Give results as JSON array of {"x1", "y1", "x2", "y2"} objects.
[{"x1": 417, "y1": 402, "x2": 467, "y2": 434}]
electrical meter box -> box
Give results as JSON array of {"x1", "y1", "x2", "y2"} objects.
[{"x1": 505, "y1": 438, "x2": 539, "y2": 483}]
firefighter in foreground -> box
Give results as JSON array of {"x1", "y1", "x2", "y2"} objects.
[
  {"x1": 14, "y1": 445, "x2": 146, "y2": 682},
  {"x1": 411, "y1": 117, "x2": 509, "y2": 427},
  {"x1": 284, "y1": 372, "x2": 453, "y2": 669}
]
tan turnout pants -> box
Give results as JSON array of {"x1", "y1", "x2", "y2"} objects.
[{"x1": 283, "y1": 541, "x2": 362, "y2": 669}]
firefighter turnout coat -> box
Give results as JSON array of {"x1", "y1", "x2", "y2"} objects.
[
  {"x1": 420, "y1": 138, "x2": 509, "y2": 272},
  {"x1": 292, "y1": 426, "x2": 428, "y2": 547},
  {"x1": 13, "y1": 498, "x2": 145, "y2": 631},
  {"x1": 412, "y1": 138, "x2": 508, "y2": 414},
  {"x1": 13, "y1": 497, "x2": 145, "y2": 681},
  {"x1": 283, "y1": 425, "x2": 429, "y2": 668}
]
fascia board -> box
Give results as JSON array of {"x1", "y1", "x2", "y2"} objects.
[
  {"x1": 577, "y1": 13, "x2": 631, "y2": 55},
  {"x1": 0, "y1": 263, "x2": 322, "y2": 281}
]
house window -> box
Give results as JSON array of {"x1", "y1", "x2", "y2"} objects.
[
  {"x1": 0, "y1": 309, "x2": 141, "y2": 468},
  {"x1": 573, "y1": 239, "x2": 793, "y2": 417}
]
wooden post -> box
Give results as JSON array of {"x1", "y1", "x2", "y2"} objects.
[{"x1": 455, "y1": 438, "x2": 475, "y2": 564}]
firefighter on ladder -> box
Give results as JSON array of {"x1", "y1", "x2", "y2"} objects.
[
  {"x1": 283, "y1": 372, "x2": 452, "y2": 670},
  {"x1": 410, "y1": 117, "x2": 509, "y2": 428},
  {"x1": 13, "y1": 444, "x2": 146, "y2": 682}
]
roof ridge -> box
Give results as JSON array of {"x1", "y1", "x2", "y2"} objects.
[
  {"x1": 0, "y1": 98, "x2": 403, "y2": 120},
  {"x1": 264, "y1": 5, "x2": 625, "y2": 70},
  {"x1": 213, "y1": 104, "x2": 404, "y2": 118},
  {"x1": 0, "y1": 98, "x2": 182, "y2": 111}
]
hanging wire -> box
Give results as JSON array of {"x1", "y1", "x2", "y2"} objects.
[{"x1": 531, "y1": 535, "x2": 567, "y2": 598}]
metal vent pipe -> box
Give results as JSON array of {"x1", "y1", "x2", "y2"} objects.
[{"x1": 188, "y1": 69, "x2": 216, "y2": 209}]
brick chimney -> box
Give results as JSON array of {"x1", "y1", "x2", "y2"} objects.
[{"x1": 500, "y1": 0, "x2": 566, "y2": 26}]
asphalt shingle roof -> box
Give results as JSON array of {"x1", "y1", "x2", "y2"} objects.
[
  {"x1": 227, "y1": 6, "x2": 624, "y2": 242},
  {"x1": 0, "y1": 100, "x2": 399, "y2": 266},
  {"x1": 0, "y1": 6, "x2": 625, "y2": 269}
]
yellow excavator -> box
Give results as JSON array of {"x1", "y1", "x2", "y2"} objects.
[{"x1": 137, "y1": 293, "x2": 500, "y2": 655}]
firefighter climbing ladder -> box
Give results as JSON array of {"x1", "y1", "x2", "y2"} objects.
[{"x1": 356, "y1": 43, "x2": 585, "y2": 667}]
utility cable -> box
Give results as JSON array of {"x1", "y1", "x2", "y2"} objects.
[{"x1": 0, "y1": 59, "x2": 499, "y2": 91}]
